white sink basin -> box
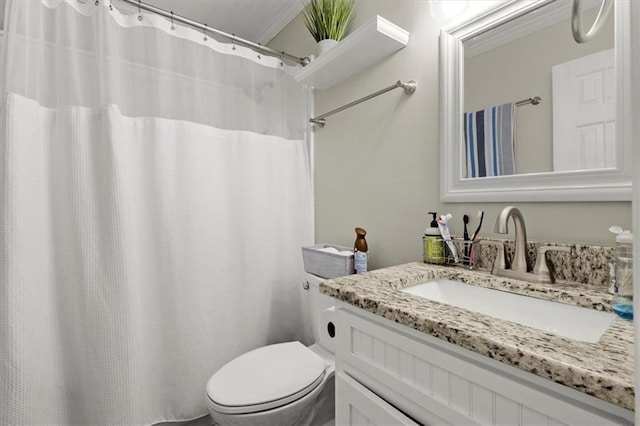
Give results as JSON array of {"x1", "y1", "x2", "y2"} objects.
[{"x1": 402, "y1": 279, "x2": 616, "y2": 343}]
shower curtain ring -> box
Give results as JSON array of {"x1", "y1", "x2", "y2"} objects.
[
  {"x1": 137, "y1": 0, "x2": 143, "y2": 21},
  {"x1": 203, "y1": 23, "x2": 208, "y2": 41},
  {"x1": 232, "y1": 34, "x2": 236, "y2": 50},
  {"x1": 170, "y1": 11, "x2": 175, "y2": 31}
]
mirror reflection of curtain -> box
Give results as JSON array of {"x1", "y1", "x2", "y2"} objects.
[{"x1": 0, "y1": 1, "x2": 312, "y2": 424}]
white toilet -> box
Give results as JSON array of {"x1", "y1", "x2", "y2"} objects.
[{"x1": 205, "y1": 273, "x2": 336, "y2": 426}]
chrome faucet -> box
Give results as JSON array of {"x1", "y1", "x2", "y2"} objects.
[
  {"x1": 494, "y1": 206, "x2": 529, "y2": 273},
  {"x1": 491, "y1": 206, "x2": 570, "y2": 284}
]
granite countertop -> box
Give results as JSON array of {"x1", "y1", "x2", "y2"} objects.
[{"x1": 320, "y1": 262, "x2": 634, "y2": 410}]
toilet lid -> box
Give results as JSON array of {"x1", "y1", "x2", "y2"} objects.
[{"x1": 206, "y1": 341, "x2": 326, "y2": 414}]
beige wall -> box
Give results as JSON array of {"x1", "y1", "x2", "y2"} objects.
[{"x1": 269, "y1": 2, "x2": 631, "y2": 270}]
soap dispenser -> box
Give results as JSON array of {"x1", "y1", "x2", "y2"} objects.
[
  {"x1": 424, "y1": 212, "x2": 445, "y2": 264},
  {"x1": 609, "y1": 226, "x2": 633, "y2": 320},
  {"x1": 354, "y1": 227, "x2": 368, "y2": 274}
]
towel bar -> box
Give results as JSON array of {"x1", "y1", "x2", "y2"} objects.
[
  {"x1": 516, "y1": 96, "x2": 541, "y2": 107},
  {"x1": 309, "y1": 80, "x2": 417, "y2": 127}
]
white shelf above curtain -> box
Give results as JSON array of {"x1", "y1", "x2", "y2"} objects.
[{"x1": 294, "y1": 16, "x2": 410, "y2": 90}]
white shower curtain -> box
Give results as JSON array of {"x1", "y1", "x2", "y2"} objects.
[{"x1": 0, "y1": 1, "x2": 313, "y2": 425}]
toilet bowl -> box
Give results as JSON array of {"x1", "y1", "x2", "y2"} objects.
[{"x1": 205, "y1": 274, "x2": 335, "y2": 426}]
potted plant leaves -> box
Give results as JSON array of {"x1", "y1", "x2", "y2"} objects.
[{"x1": 303, "y1": 0, "x2": 356, "y2": 57}]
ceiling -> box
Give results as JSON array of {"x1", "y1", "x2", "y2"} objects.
[
  {"x1": 0, "y1": 0, "x2": 306, "y2": 45},
  {"x1": 142, "y1": 0, "x2": 305, "y2": 44}
]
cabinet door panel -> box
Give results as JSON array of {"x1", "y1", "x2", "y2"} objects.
[{"x1": 336, "y1": 372, "x2": 421, "y2": 426}]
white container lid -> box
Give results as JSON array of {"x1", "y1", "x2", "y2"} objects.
[
  {"x1": 609, "y1": 226, "x2": 633, "y2": 243},
  {"x1": 206, "y1": 341, "x2": 326, "y2": 414},
  {"x1": 617, "y1": 232, "x2": 633, "y2": 243}
]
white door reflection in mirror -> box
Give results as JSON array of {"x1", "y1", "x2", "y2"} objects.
[{"x1": 553, "y1": 49, "x2": 615, "y2": 171}]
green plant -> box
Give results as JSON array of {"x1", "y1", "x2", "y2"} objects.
[{"x1": 302, "y1": 0, "x2": 355, "y2": 42}]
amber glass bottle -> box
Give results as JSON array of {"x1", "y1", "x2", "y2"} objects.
[{"x1": 354, "y1": 227, "x2": 368, "y2": 274}]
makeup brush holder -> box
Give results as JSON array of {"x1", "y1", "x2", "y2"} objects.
[{"x1": 423, "y1": 236, "x2": 480, "y2": 269}]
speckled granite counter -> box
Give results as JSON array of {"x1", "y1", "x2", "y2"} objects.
[{"x1": 320, "y1": 262, "x2": 634, "y2": 410}]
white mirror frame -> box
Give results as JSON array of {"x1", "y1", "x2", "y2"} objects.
[{"x1": 440, "y1": 0, "x2": 632, "y2": 202}]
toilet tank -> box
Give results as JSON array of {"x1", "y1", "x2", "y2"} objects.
[{"x1": 306, "y1": 273, "x2": 336, "y2": 353}]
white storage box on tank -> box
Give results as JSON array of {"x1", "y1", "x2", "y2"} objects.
[{"x1": 302, "y1": 244, "x2": 354, "y2": 279}]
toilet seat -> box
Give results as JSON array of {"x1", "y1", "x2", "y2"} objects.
[{"x1": 206, "y1": 341, "x2": 326, "y2": 415}]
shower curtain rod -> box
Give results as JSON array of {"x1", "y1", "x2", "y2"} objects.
[
  {"x1": 309, "y1": 80, "x2": 417, "y2": 127},
  {"x1": 118, "y1": 0, "x2": 311, "y2": 66}
]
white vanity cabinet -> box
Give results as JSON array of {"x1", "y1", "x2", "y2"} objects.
[{"x1": 334, "y1": 302, "x2": 633, "y2": 426}]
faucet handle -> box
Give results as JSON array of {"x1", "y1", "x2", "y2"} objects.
[
  {"x1": 480, "y1": 241, "x2": 506, "y2": 273},
  {"x1": 532, "y1": 246, "x2": 571, "y2": 282}
]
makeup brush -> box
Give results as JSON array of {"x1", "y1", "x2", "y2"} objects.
[
  {"x1": 469, "y1": 211, "x2": 484, "y2": 265},
  {"x1": 471, "y1": 210, "x2": 484, "y2": 241},
  {"x1": 463, "y1": 214, "x2": 470, "y2": 264}
]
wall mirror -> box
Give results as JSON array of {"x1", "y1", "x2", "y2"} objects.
[{"x1": 440, "y1": 0, "x2": 632, "y2": 202}]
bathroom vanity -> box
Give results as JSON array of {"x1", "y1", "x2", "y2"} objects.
[{"x1": 321, "y1": 263, "x2": 634, "y2": 425}]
